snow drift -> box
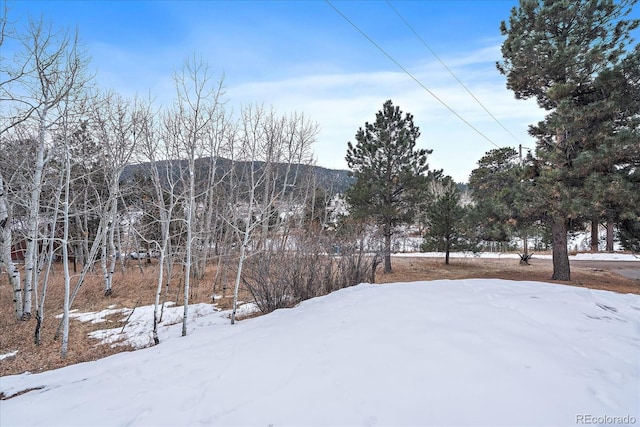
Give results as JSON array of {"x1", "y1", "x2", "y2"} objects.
[{"x1": 1, "y1": 279, "x2": 639, "y2": 426}]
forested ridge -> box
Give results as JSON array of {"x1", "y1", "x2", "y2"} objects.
[{"x1": 121, "y1": 159, "x2": 354, "y2": 197}]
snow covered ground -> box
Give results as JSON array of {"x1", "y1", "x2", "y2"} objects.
[{"x1": 1, "y1": 279, "x2": 639, "y2": 427}]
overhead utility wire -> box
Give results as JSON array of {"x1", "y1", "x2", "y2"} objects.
[
  {"x1": 385, "y1": 0, "x2": 521, "y2": 144},
  {"x1": 325, "y1": 0, "x2": 501, "y2": 150}
]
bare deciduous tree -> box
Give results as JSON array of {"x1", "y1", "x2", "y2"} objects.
[
  {"x1": 1, "y1": 17, "x2": 90, "y2": 321},
  {"x1": 0, "y1": 172, "x2": 22, "y2": 319},
  {"x1": 226, "y1": 105, "x2": 318, "y2": 324},
  {"x1": 90, "y1": 92, "x2": 139, "y2": 296},
  {"x1": 168, "y1": 56, "x2": 226, "y2": 336}
]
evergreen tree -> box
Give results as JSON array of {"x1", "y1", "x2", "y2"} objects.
[
  {"x1": 422, "y1": 176, "x2": 465, "y2": 265},
  {"x1": 618, "y1": 218, "x2": 640, "y2": 253},
  {"x1": 468, "y1": 147, "x2": 543, "y2": 257},
  {"x1": 345, "y1": 100, "x2": 431, "y2": 273},
  {"x1": 580, "y1": 45, "x2": 640, "y2": 251},
  {"x1": 468, "y1": 147, "x2": 522, "y2": 243},
  {"x1": 498, "y1": 0, "x2": 639, "y2": 280}
]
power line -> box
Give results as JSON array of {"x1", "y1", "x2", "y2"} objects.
[
  {"x1": 324, "y1": 0, "x2": 502, "y2": 150},
  {"x1": 385, "y1": 0, "x2": 521, "y2": 144}
]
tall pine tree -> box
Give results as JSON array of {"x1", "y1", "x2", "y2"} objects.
[
  {"x1": 498, "y1": 0, "x2": 639, "y2": 280},
  {"x1": 345, "y1": 100, "x2": 431, "y2": 273},
  {"x1": 581, "y1": 45, "x2": 640, "y2": 251}
]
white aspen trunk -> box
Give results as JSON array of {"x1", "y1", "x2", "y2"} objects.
[
  {"x1": 182, "y1": 158, "x2": 196, "y2": 337},
  {"x1": 1, "y1": 221, "x2": 23, "y2": 319},
  {"x1": 231, "y1": 154, "x2": 258, "y2": 325},
  {"x1": 69, "y1": 218, "x2": 107, "y2": 303},
  {"x1": 260, "y1": 144, "x2": 274, "y2": 250},
  {"x1": 81, "y1": 193, "x2": 90, "y2": 265},
  {"x1": 35, "y1": 229, "x2": 56, "y2": 345},
  {"x1": 153, "y1": 192, "x2": 172, "y2": 344},
  {"x1": 280, "y1": 128, "x2": 306, "y2": 244},
  {"x1": 231, "y1": 184, "x2": 255, "y2": 325},
  {"x1": 196, "y1": 155, "x2": 220, "y2": 279},
  {"x1": 35, "y1": 169, "x2": 64, "y2": 345},
  {"x1": 54, "y1": 216, "x2": 109, "y2": 340},
  {"x1": 69, "y1": 197, "x2": 82, "y2": 267},
  {"x1": 161, "y1": 169, "x2": 176, "y2": 324},
  {"x1": 198, "y1": 116, "x2": 234, "y2": 277},
  {"x1": 230, "y1": 108, "x2": 259, "y2": 325},
  {"x1": 170, "y1": 58, "x2": 226, "y2": 336},
  {"x1": 100, "y1": 219, "x2": 109, "y2": 292},
  {"x1": 152, "y1": 248, "x2": 166, "y2": 345},
  {"x1": 104, "y1": 181, "x2": 118, "y2": 296},
  {"x1": 147, "y1": 151, "x2": 174, "y2": 344},
  {"x1": 284, "y1": 113, "x2": 316, "y2": 235},
  {"x1": 115, "y1": 209, "x2": 125, "y2": 274},
  {"x1": 162, "y1": 251, "x2": 173, "y2": 322},
  {"x1": 0, "y1": 175, "x2": 23, "y2": 319},
  {"x1": 61, "y1": 134, "x2": 72, "y2": 359},
  {"x1": 230, "y1": 233, "x2": 250, "y2": 325},
  {"x1": 32, "y1": 244, "x2": 47, "y2": 314},
  {"x1": 23, "y1": 104, "x2": 51, "y2": 320}
]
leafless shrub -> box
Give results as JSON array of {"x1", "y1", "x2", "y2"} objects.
[
  {"x1": 242, "y1": 229, "x2": 381, "y2": 315},
  {"x1": 241, "y1": 250, "x2": 291, "y2": 313}
]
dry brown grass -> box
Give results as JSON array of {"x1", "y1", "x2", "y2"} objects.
[
  {"x1": 0, "y1": 258, "x2": 251, "y2": 377},
  {"x1": 1, "y1": 254, "x2": 638, "y2": 377},
  {"x1": 378, "y1": 256, "x2": 640, "y2": 295}
]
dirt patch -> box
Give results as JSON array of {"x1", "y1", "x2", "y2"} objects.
[
  {"x1": 0, "y1": 386, "x2": 45, "y2": 400},
  {"x1": 1, "y1": 255, "x2": 638, "y2": 378}
]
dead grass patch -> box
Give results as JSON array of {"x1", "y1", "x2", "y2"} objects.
[{"x1": 380, "y1": 256, "x2": 640, "y2": 295}]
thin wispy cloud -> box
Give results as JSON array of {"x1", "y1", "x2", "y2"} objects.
[{"x1": 225, "y1": 43, "x2": 543, "y2": 179}]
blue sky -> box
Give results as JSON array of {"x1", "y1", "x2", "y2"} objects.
[{"x1": 5, "y1": 1, "x2": 638, "y2": 182}]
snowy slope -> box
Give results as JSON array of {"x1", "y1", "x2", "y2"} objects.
[{"x1": 1, "y1": 279, "x2": 639, "y2": 427}]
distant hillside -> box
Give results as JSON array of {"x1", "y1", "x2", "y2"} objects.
[{"x1": 122, "y1": 157, "x2": 354, "y2": 196}]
